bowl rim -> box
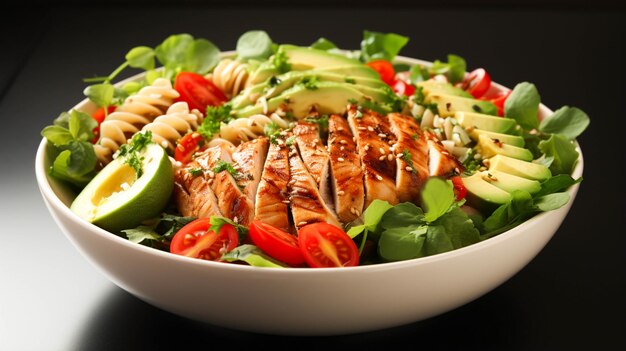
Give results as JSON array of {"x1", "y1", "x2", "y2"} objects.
[{"x1": 35, "y1": 52, "x2": 584, "y2": 274}]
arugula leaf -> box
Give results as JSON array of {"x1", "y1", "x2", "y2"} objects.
[
  {"x1": 221, "y1": 244, "x2": 287, "y2": 268},
  {"x1": 121, "y1": 213, "x2": 195, "y2": 248},
  {"x1": 534, "y1": 192, "x2": 570, "y2": 212},
  {"x1": 421, "y1": 177, "x2": 455, "y2": 223},
  {"x1": 504, "y1": 82, "x2": 540, "y2": 130},
  {"x1": 535, "y1": 174, "x2": 582, "y2": 197},
  {"x1": 429, "y1": 54, "x2": 466, "y2": 84},
  {"x1": 359, "y1": 30, "x2": 409, "y2": 62},
  {"x1": 481, "y1": 190, "x2": 535, "y2": 237},
  {"x1": 538, "y1": 134, "x2": 579, "y2": 175},
  {"x1": 237, "y1": 30, "x2": 274, "y2": 60},
  {"x1": 197, "y1": 103, "x2": 232, "y2": 139},
  {"x1": 378, "y1": 224, "x2": 428, "y2": 261},
  {"x1": 435, "y1": 206, "x2": 480, "y2": 249},
  {"x1": 347, "y1": 199, "x2": 394, "y2": 239},
  {"x1": 311, "y1": 37, "x2": 337, "y2": 51},
  {"x1": 539, "y1": 106, "x2": 590, "y2": 140},
  {"x1": 157, "y1": 213, "x2": 196, "y2": 240},
  {"x1": 122, "y1": 226, "x2": 167, "y2": 247},
  {"x1": 380, "y1": 202, "x2": 424, "y2": 229}
]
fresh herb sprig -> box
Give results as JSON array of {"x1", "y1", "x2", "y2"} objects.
[{"x1": 116, "y1": 130, "x2": 153, "y2": 177}]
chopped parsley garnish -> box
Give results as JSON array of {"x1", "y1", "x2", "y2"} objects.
[
  {"x1": 285, "y1": 135, "x2": 296, "y2": 146},
  {"x1": 472, "y1": 104, "x2": 483, "y2": 113},
  {"x1": 354, "y1": 109, "x2": 363, "y2": 118},
  {"x1": 413, "y1": 86, "x2": 426, "y2": 105},
  {"x1": 347, "y1": 98, "x2": 358, "y2": 105},
  {"x1": 345, "y1": 77, "x2": 356, "y2": 84},
  {"x1": 189, "y1": 168, "x2": 203, "y2": 176},
  {"x1": 198, "y1": 103, "x2": 233, "y2": 139},
  {"x1": 272, "y1": 50, "x2": 291, "y2": 74},
  {"x1": 411, "y1": 133, "x2": 419, "y2": 140},
  {"x1": 212, "y1": 160, "x2": 241, "y2": 179},
  {"x1": 116, "y1": 130, "x2": 153, "y2": 177},
  {"x1": 304, "y1": 114, "x2": 329, "y2": 129},
  {"x1": 268, "y1": 76, "x2": 281, "y2": 87},
  {"x1": 401, "y1": 149, "x2": 416, "y2": 173},
  {"x1": 264, "y1": 121, "x2": 283, "y2": 144},
  {"x1": 299, "y1": 76, "x2": 320, "y2": 90}
]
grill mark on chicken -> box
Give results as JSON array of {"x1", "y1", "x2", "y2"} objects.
[
  {"x1": 231, "y1": 137, "x2": 269, "y2": 205},
  {"x1": 347, "y1": 105, "x2": 399, "y2": 207},
  {"x1": 328, "y1": 114, "x2": 364, "y2": 223},
  {"x1": 173, "y1": 169, "x2": 222, "y2": 219},
  {"x1": 388, "y1": 113, "x2": 430, "y2": 204},
  {"x1": 288, "y1": 143, "x2": 341, "y2": 230},
  {"x1": 424, "y1": 130, "x2": 463, "y2": 177},
  {"x1": 254, "y1": 138, "x2": 291, "y2": 233}
]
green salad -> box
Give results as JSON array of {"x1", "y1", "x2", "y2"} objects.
[{"x1": 41, "y1": 30, "x2": 588, "y2": 268}]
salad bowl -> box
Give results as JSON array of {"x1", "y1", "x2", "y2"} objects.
[{"x1": 36, "y1": 54, "x2": 583, "y2": 336}]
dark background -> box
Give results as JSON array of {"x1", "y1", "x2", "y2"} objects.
[{"x1": 1, "y1": 3, "x2": 624, "y2": 350}]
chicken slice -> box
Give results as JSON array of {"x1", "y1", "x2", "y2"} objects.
[
  {"x1": 174, "y1": 163, "x2": 222, "y2": 219},
  {"x1": 424, "y1": 130, "x2": 463, "y2": 177},
  {"x1": 254, "y1": 137, "x2": 291, "y2": 233},
  {"x1": 292, "y1": 121, "x2": 333, "y2": 209},
  {"x1": 288, "y1": 143, "x2": 341, "y2": 230},
  {"x1": 328, "y1": 114, "x2": 364, "y2": 223},
  {"x1": 193, "y1": 144, "x2": 255, "y2": 226},
  {"x1": 231, "y1": 137, "x2": 269, "y2": 204},
  {"x1": 347, "y1": 105, "x2": 399, "y2": 208},
  {"x1": 388, "y1": 113, "x2": 430, "y2": 204}
]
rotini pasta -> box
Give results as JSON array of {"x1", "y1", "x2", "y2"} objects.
[
  {"x1": 94, "y1": 78, "x2": 179, "y2": 164},
  {"x1": 214, "y1": 113, "x2": 291, "y2": 145},
  {"x1": 208, "y1": 58, "x2": 249, "y2": 98},
  {"x1": 142, "y1": 102, "x2": 204, "y2": 153}
]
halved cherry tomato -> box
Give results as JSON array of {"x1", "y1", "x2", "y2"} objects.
[
  {"x1": 174, "y1": 132, "x2": 205, "y2": 164},
  {"x1": 392, "y1": 79, "x2": 416, "y2": 97},
  {"x1": 249, "y1": 220, "x2": 304, "y2": 265},
  {"x1": 298, "y1": 223, "x2": 359, "y2": 268},
  {"x1": 461, "y1": 68, "x2": 491, "y2": 99},
  {"x1": 450, "y1": 175, "x2": 467, "y2": 201},
  {"x1": 91, "y1": 106, "x2": 116, "y2": 143},
  {"x1": 366, "y1": 60, "x2": 395, "y2": 86},
  {"x1": 174, "y1": 72, "x2": 228, "y2": 113},
  {"x1": 170, "y1": 218, "x2": 238, "y2": 261},
  {"x1": 480, "y1": 90, "x2": 511, "y2": 117}
]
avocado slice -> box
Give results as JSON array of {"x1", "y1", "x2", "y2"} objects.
[
  {"x1": 231, "y1": 68, "x2": 385, "y2": 110},
  {"x1": 232, "y1": 81, "x2": 388, "y2": 119},
  {"x1": 462, "y1": 171, "x2": 512, "y2": 212},
  {"x1": 481, "y1": 170, "x2": 541, "y2": 194},
  {"x1": 455, "y1": 111, "x2": 516, "y2": 134},
  {"x1": 416, "y1": 80, "x2": 473, "y2": 98},
  {"x1": 427, "y1": 94, "x2": 498, "y2": 117},
  {"x1": 247, "y1": 45, "x2": 364, "y2": 85},
  {"x1": 70, "y1": 143, "x2": 174, "y2": 233},
  {"x1": 469, "y1": 128, "x2": 525, "y2": 147},
  {"x1": 476, "y1": 134, "x2": 534, "y2": 161},
  {"x1": 487, "y1": 154, "x2": 551, "y2": 181}
]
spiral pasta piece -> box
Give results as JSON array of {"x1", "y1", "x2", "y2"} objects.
[
  {"x1": 214, "y1": 113, "x2": 291, "y2": 145},
  {"x1": 142, "y1": 102, "x2": 204, "y2": 152},
  {"x1": 94, "y1": 78, "x2": 179, "y2": 164},
  {"x1": 209, "y1": 58, "x2": 249, "y2": 98}
]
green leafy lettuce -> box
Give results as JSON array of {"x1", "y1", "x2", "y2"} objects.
[{"x1": 359, "y1": 30, "x2": 409, "y2": 62}]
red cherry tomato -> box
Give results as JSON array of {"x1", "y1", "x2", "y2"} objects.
[
  {"x1": 174, "y1": 132, "x2": 205, "y2": 164},
  {"x1": 174, "y1": 72, "x2": 228, "y2": 113},
  {"x1": 91, "y1": 106, "x2": 116, "y2": 143},
  {"x1": 450, "y1": 175, "x2": 467, "y2": 201},
  {"x1": 480, "y1": 90, "x2": 511, "y2": 117},
  {"x1": 170, "y1": 218, "x2": 238, "y2": 261},
  {"x1": 461, "y1": 68, "x2": 491, "y2": 99},
  {"x1": 392, "y1": 79, "x2": 416, "y2": 97},
  {"x1": 249, "y1": 221, "x2": 304, "y2": 265},
  {"x1": 298, "y1": 223, "x2": 359, "y2": 268},
  {"x1": 366, "y1": 60, "x2": 396, "y2": 85}
]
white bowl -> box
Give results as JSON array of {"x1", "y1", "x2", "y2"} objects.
[{"x1": 35, "y1": 55, "x2": 583, "y2": 336}]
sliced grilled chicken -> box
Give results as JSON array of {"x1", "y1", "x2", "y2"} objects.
[
  {"x1": 347, "y1": 106, "x2": 399, "y2": 208},
  {"x1": 288, "y1": 143, "x2": 341, "y2": 230},
  {"x1": 174, "y1": 165, "x2": 222, "y2": 219},
  {"x1": 231, "y1": 137, "x2": 269, "y2": 204},
  {"x1": 192, "y1": 144, "x2": 255, "y2": 225},
  {"x1": 254, "y1": 137, "x2": 291, "y2": 233},
  {"x1": 424, "y1": 130, "x2": 463, "y2": 177},
  {"x1": 388, "y1": 113, "x2": 430, "y2": 203},
  {"x1": 328, "y1": 114, "x2": 364, "y2": 223},
  {"x1": 292, "y1": 121, "x2": 333, "y2": 209}
]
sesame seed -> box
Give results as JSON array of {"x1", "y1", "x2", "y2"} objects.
[
  {"x1": 338, "y1": 127, "x2": 344, "y2": 131},
  {"x1": 388, "y1": 154, "x2": 394, "y2": 161},
  {"x1": 379, "y1": 147, "x2": 385, "y2": 154},
  {"x1": 396, "y1": 154, "x2": 402, "y2": 159},
  {"x1": 379, "y1": 156, "x2": 385, "y2": 161},
  {"x1": 282, "y1": 200, "x2": 290, "y2": 204},
  {"x1": 208, "y1": 171, "x2": 215, "y2": 178},
  {"x1": 233, "y1": 216, "x2": 239, "y2": 224},
  {"x1": 340, "y1": 140, "x2": 348, "y2": 144},
  {"x1": 350, "y1": 207, "x2": 356, "y2": 214},
  {"x1": 353, "y1": 137, "x2": 356, "y2": 142},
  {"x1": 297, "y1": 221, "x2": 308, "y2": 227},
  {"x1": 358, "y1": 126, "x2": 367, "y2": 131},
  {"x1": 375, "y1": 174, "x2": 383, "y2": 181},
  {"x1": 378, "y1": 133, "x2": 387, "y2": 138},
  {"x1": 354, "y1": 209, "x2": 360, "y2": 216},
  {"x1": 340, "y1": 146, "x2": 345, "y2": 151},
  {"x1": 405, "y1": 166, "x2": 413, "y2": 171},
  {"x1": 313, "y1": 138, "x2": 319, "y2": 144},
  {"x1": 367, "y1": 126, "x2": 374, "y2": 132},
  {"x1": 177, "y1": 144, "x2": 185, "y2": 152},
  {"x1": 337, "y1": 190, "x2": 345, "y2": 196},
  {"x1": 364, "y1": 145, "x2": 370, "y2": 151},
  {"x1": 338, "y1": 157, "x2": 345, "y2": 162}
]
